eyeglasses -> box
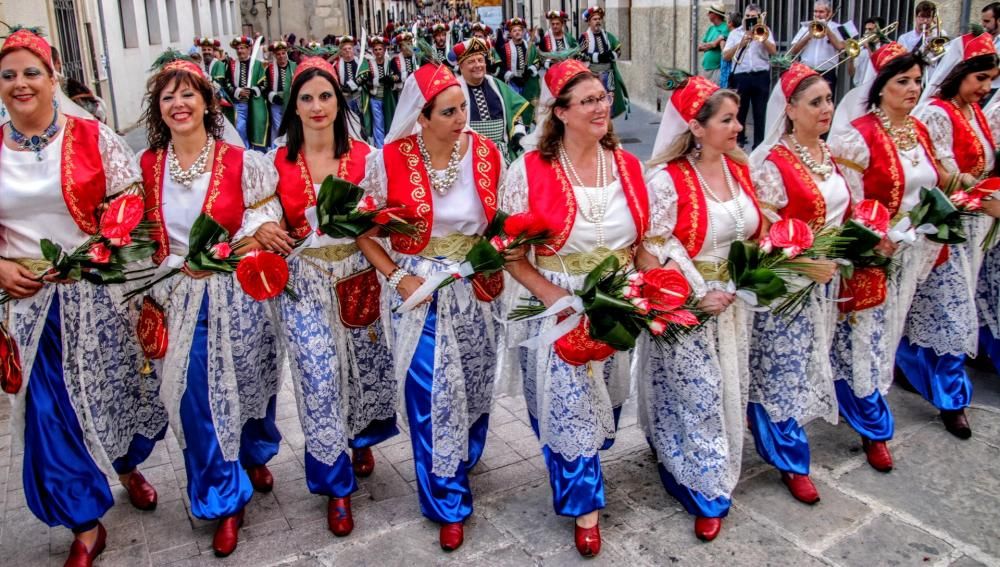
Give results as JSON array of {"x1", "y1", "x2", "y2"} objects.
[{"x1": 570, "y1": 92, "x2": 614, "y2": 111}]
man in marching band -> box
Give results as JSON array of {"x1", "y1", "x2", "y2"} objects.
[
  {"x1": 265, "y1": 40, "x2": 296, "y2": 148},
  {"x1": 787, "y1": 0, "x2": 846, "y2": 96},
  {"x1": 538, "y1": 10, "x2": 577, "y2": 69},
  {"x1": 578, "y1": 5, "x2": 629, "y2": 118},
  {"x1": 333, "y1": 35, "x2": 365, "y2": 130},
  {"x1": 358, "y1": 35, "x2": 396, "y2": 147},
  {"x1": 390, "y1": 32, "x2": 420, "y2": 96}
]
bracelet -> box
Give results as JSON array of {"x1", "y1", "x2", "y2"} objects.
[{"x1": 387, "y1": 268, "x2": 409, "y2": 291}]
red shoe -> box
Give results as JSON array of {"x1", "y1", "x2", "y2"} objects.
[
  {"x1": 574, "y1": 522, "x2": 602, "y2": 557},
  {"x1": 246, "y1": 464, "x2": 274, "y2": 492},
  {"x1": 862, "y1": 438, "x2": 893, "y2": 472},
  {"x1": 439, "y1": 522, "x2": 464, "y2": 551},
  {"x1": 694, "y1": 516, "x2": 722, "y2": 541},
  {"x1": 64, "y1": 523, "x2": 106, "y2": 567},
  {"x1": 123, "y1": 470, "x2": 158, "y2": 511},
  {"x1": 352, "y1": 447, "x2": 375, "y2": 478},
  {"x1": 327, "y1": 497, "x2": 354, "y2": 537},
  {"x1": 781, "y1": 472, "x2": 820, "y2": 504},
  {"x1": 212, "y1": 510, "x2": 245, "y2": 557}
]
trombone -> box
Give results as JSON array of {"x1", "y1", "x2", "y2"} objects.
[
  {"x1": 813, "y1": 22, "x2": 898, "y2": 71},
  {"x1": 925, "y1": 14, "x2": 949, "y2": 57},
  {"x1": 735, "y1": 11, "x2": 769, "y2": 66}
]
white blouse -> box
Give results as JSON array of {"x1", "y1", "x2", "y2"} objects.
[
  {"x1": 163, "y1": 173, "x2": 210, "y2": 257},
  {"x1": 919, "y1": 103, "x2": 996, "y2": 178},
  {"x1": 697, "y1": 190, "x2": 762, "y2": 263},
  {"x1": 563, "y1": 160, "x2": 636, "y2": 254},
  {"x1": 429, "y1": 148, "x2": 487, "y2": 236}
]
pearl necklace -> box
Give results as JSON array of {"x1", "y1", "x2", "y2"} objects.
[
  {"x1": 872, "y1": 106, "x2": 920, "y2": 166},
  {"x1": 688, "y1": 155, "x2": 745, "y2": 255},
  {"x1": 788, "y1": 134, "x2": 833, "y2": 180},
  {"x1": 559, "y1": 143, "x2": 610, "y2": 248},
  {"x1": 167, "y1": 139, "x2": 213, "y2": 189},
  {"x1": 416, "y1": 134, "x2": 462, "y2": 196}
]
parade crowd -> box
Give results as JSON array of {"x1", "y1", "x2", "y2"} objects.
[{"x1": 2, "y1": 1, "x2": 1000, "y2": 566}]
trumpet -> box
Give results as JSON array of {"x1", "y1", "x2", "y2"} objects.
[{"x1": 814, "y1": 22, "x2": 898, "y2": 70}]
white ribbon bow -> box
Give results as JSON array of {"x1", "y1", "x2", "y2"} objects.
[
  {"x1": 888, "y1": 216, "x2": 937, "y2": 244},
  {"x1": 397, "y1": 261, "x2": 476, "y2": 313},
  {"x1": 516, "y1": 294, "x2": 585, "y2": 349},
  {"x1": 287, "y1": 206, "x2": 320, "y2": 259}
]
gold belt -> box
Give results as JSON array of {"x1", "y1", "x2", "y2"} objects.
[
  {"x1": 535, "y1": 247, "x2": 632, "y2": 275},
  {"x1": 11, "y1": 258, "x2": 51, "y2": 274},
  {"x1": 300, "y1": 243, "x2": 359, "y2": 263},
  {"x1": 695, "y1": 260, "x2": 730, "y2": 282},
  {"x1": 417, "y1": 234, "x2": 479, "y2": 260}
]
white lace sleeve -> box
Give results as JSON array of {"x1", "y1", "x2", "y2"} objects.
[
  {"x1": 233, "y1": 149, "x2": 281, "y2": 241},
  {"x1": 362, "y1": 149, "x2": 388, "y2": 206},
  {"x1": 988, "y1": 104, "x2": 1000, "y2": 143},
  {"x1": 918, "y1": 105, "x2": 958, "y2": 173},
  {"x1": 830, "y1": 128, "x2": 869, "y2": 203},
  {"x1": 98, "y1": 122, "x2": 142, "y2": 196},
  {"x1": 751, "y1": 159, "x2": 787, "y2": 223},
  {"x1": 501, "y1": 155, "x2": 529, "y2": 213},
  {"x1": 644, "y1": 168, "x2": 708, "y2": 298}
]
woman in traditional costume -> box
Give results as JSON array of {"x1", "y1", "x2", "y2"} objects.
[
  {"x1": 638, "y1": 75, "x2": 762, "y2": 542},
  {"x1": 909, "y1": 34, "x2": 1000, "y2": 439},
  {"x1": 829, "y1": 43, "x2": 963, "y2": 469},
  {"x1": 134, "y1": 55, "x2": 283, "y2": 557},
  {"x1": 502, "y1": 59, "x2": 648, "y2": 557},
  {"x1": 744, "y1": 63, "x2": 846, "y2": 504},
  {"x1": 0, "y1": 28, "x2": 168, "y2": 567},
  {"x1": 980, "y1": 73, "x2": 1000, "y2": 375},
  {"x1": 255, "y1": 56, "x2": 397, "y2": 536},
  {"x1": 357, "y1": 62, "x2": 505, "y2": 552}
]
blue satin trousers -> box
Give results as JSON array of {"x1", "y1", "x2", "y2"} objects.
[
  {"x1": 834, "y1": 379, "x2": 894, "y2": 441},
  {"x1": 746, "y1": 402, "x2": 810, "y2": 476},
  {"x1": 649, "y1": 441, "x2": 731, "y2": 518},
  {"x1": 896, "y1": 338, "x2": 972, "y2": 411}
]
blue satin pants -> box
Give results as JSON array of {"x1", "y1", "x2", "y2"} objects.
[
  {"x1": 404, "y1": 298, "x2": 489, "y2": 524},
  {"x1": 834, "y1": 379, "x2": 894, "y2": 441},
  {"x1": 747, "y1": 402, "x2": 810, "y2": 476},
  {"x1": 180, "y1": 293, "x2": 281, "y2": 520},
  {"x1": 651, "y1": 451, "x2": 731, "y2": 518},
  {"x1": 979, "y1": 326, "x2": 1000, "y2": 374},
  {"x1": 302, "y1": 417, "x2": 398, "y2": 498},
  {"x1": 23, "y1": 296, "x2": 163, "y2": 532},
  {"x1": 896, "y1": 338, "x2": 971, "y2": 411},
  {"x1": 526, "y1": 408, "x2": 620, "y2": 517}
]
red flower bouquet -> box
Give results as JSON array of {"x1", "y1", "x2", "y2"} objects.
[{"x1": 951, "y1": 178, "x2": 1000, "y2": 251}]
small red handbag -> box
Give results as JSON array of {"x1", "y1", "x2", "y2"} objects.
[
  {"x1": 335, "y1": 267, "x2": 382, "y2": 328},
  {"x1": 471, "y1": 270, "x2": 505, "y2": 302},
  {"x1": 838, "y1": 267, "x2": 887, "y2": 314},
  {"x1": 137, "y1": 297, "x2": 169, "y2": 360},
  {"x1": 553, "y1": 315, "x2": 615, "y2": 367},
  {"x1": 0, "y1": 321, "x2": 23, "y2": 394}
]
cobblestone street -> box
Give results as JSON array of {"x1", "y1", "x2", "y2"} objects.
[{"x1": 1, "y1": 110, "x2": 997, "y2": 566}]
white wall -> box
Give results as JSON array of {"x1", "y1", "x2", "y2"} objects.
[{"x1": 97, "y1": 0, "x2": 241, "y2": 128}]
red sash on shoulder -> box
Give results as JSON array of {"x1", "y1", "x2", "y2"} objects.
[
  {"x1": 767, "y1": 145, "x2": 827, "y2": 229},
  {"x1": 275, "y1": 138, "x2": 372, "y2": 240},
  {"x1": 931, "y1": 97, "x2": 995, "y2": 178},
  {"x1": 667, "y1": 157, "x2": 763, "y2": 258},
  {"x1": 140, "y1": 141, "x2": 246, "y2": 264},
  {"x1": 854, "y1": 113, "x2": 941, "y2": 216},
  {"x1": 384, "y1": 132, "x2": 502, "y2": 254},
  {"x1": 524, "y1": 148, "x2": 648, "y2": 255}
]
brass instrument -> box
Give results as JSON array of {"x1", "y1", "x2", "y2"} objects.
[
  {"x1": 809, "y1": 20, "x2": 827, "y2": 38},
  {"x1": 923, "y1": 14, "x2": 950, "y2": 57},
  {"x1": 814, "y1": 22, "x2": 898, "y2": 71},
  {"x1": 735, "y1": 11, "x2": 768, "y2": 65}
]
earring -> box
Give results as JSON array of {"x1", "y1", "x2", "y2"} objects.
[{"x1": 693, "y1": 139, "x2": 703, "y2": 161}]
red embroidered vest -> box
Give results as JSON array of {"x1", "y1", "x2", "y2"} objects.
[
  {"x1": 666, "y1": 157, "x2": 763, "y2": 258},
  {"x1": 523, "y1": 148, "x2": 648, "y2": 255},
  {"x1": 852, "y1": 113, "x2": 940, "y2": 217},
  {"x1": 766, "y1": 144, "x2": 849, "y2": 229},
  {"x1": 930, "y1": 98, "x2": 995, "y2": 178},
  {"x1": 274, "y1": 138, "x2": 372, "y2": 239},
  {"x1": 140, "y1": 141, "x2": 246, "y2": 264},
  {"x1": 0, "y1": 116, "x2": 108, "y2": 235},
  {"x1": 383, "y1": 133, "x2": 502, "y2": 254}
]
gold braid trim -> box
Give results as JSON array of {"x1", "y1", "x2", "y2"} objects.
[
  {"x1": 249, "y1": 193, "x2": 278, "y2": 210},
  {"x1": 834, "y1": 157, "x2": 864, "y2": 173},
  {"x1": 416, "y1": 234, "x2": 480, "y2": 260},
  {"x1": 10, "y1": 258, "x2": 52, "y2": 274},
  {"x1": 300, "y1": 243, "x2": 359, "y2": 263},
  {"x1": 535, "y1": 247, "x2": 632, "y2": 275},
  {"x1": 694, "y1": 260, "x2": 730, "y2": 282}
]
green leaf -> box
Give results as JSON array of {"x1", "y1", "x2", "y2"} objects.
[
  {"x1": 187, "y1": 214, "x2": 231, "y2": 252},
  {"x1": 588, "y1": 311, "x2": 638, "y2": 351},
  {"x1": 484, "y1": 210, "x2": 509, "y2": 240},
  {"x1": 465, "y1": 240, "x2": 505, "y2": 273},
  {"x1": 41, "y1": 239, "x2": 62, "y2": 263},
  {"x1": 581, "y1": 255, "x2": 619, "y2": 296},
  {"x1": 112, "y1": 240, "x2": 159, "y2": 264}
]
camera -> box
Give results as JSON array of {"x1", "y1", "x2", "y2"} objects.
[{"x1": 745, "y1": 16, "x2": 758, "y2": 30}]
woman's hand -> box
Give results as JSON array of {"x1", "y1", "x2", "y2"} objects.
[
  {"x1": 798, "y1": 258, "x2": 838, "y2": 284},
  {"x1": 874, "y1": 236, "x2": 898, "y2": 257},
  {"x1": 182, "y1": 265, "x2": 214, "y2": 279},
  {"x1": 255, "y1": 222, "x2": 295, "y2": 255},
  {"x1": 697, "y1": 290, "x2": 735, "y2": 315},
  {"x1": 502, "y1": 245, "x2": 527, "y2": 263},
  {"x1": 981, "y1": 198, "x2": 1000, "y2": 219},
  {"x1": 395, "y1": 274, "x2": 428, "y2": 304},
  {"x1": 0, "y1": 259, "x2": 43, "y2": 298}
]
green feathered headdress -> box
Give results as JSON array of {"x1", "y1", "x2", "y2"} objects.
[
  {"x1": 654, "y1": 67, "x2": 693, "y2": 91},
  {"x1": 539, "y1": 45, "x2": 582, "y2": 62},
  {"x1": 149, "y1": 48, "x2": 196, "y2": 72},
  {"x1": 2, "y1": 25, "x2": 45, "y2": 38},
  {"x1": 416, "y1": 38, "x2": 442, "y2": 65},
  {"x1": 295, "y1": 43, "x2": 339, "y2": 59}
]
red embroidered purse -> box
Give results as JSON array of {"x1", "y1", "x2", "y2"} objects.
[
  {"x1": 553, "y1": 315, "x2": 615, "y2": 367},
  {"x1": 137, "y1": 297, "x2": 169, "y2": 359},
  {"x1": 335, "y1": 267, "x2": 382, "y2": 328},
  {"x1": 471, "y1": 271, "x2": 505, "y2": 303},
  {"x1": 0, "y1": 321, "x2": 22, "y2": 394}
]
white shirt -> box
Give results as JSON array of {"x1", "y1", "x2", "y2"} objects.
[
  {"x1": 696, "y1": 190, "x2": 762, "y2": 262},
  {"x1": 791, "y1": 23, "x2": 842, "y2": 71},
  {"x1": 563, "y1": 161, "x2": 636, "y2": 254},
  {"x1": 727, "y1": 27, "x2": 776, "y2": 74},
  {"x1": 817, "y1": 173, "x2": 851, "y2": 227},
  {"x1": 900, "y1": 145, "x2": 939, "y2": 214},
  {"x1": 0, "y1": 130, "x2": 91, "y2": 259},
  {"x1": 899, "y1": 27, "x2": 949, "y2": 53},
  {"x1": 430, "y1": 148, "x2": 488, "y2": 236},
  {"x1": 163, "y1": 171, "x2": 210, "y2": 257}
]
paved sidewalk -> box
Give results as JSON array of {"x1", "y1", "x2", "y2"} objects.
[{"x1": 1, "y1": 366, "x2": 999, "y2": 567}]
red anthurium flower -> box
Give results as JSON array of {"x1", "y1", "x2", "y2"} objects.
[
  {"x1": 641, "y1": 268, "x2": 691, "y2": 312},
  {"x1": 854, "y1": 199, "x2": 891, "y2": 233},
  {"x1": 768, "y1": 218, "x2": 814, "y2": 258},
  {"x1": 357, "y1": 195, "x2": 378, "y2": 212},
  {"x1": 971, "y1": 177, "x2": 1000, "y2": 200},
  {"x1": 100, "y1": 194, "x2": 145, "y2": 241},
  {"x1": 88, "y1": 242, "x2": 112, "y2": 264},
  {"x1": 236, "y1": 250, "x2": 290, "y2": 301},
  {"x1": 372, "y1": 206, "x2": 411, "y2": 226},
  {"x1": 659, "y1": 309, "x2": 699, "y2": 326},
  {"x1": 503, "y1": 212, "x2": 546, "y2": 238},
  {"x1": 210, "y1": 242, "x2": 232, "y2": 260}
]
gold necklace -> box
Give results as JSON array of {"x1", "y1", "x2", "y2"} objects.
[{"x1": 872, "y1": 106, "x2": 919, "y2": 165}]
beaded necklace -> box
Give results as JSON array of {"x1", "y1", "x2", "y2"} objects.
[{"x1": 8, "y1": 111, "x2": 60, "y2": 161}]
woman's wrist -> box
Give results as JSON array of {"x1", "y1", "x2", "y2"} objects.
[{"x1": 386, "y1": 267, "x2": 410, "y2": 291}]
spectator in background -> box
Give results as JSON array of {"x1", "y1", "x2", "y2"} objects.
[
  {"x1": 699, "y1": 3, "x2": 729, "y2": 83},
  {"x1": 787, "y1": 0, "x2": 845, "y2": 97},
  {"x1": 720, "y1": 11, "x2": 741, "y2": 88},
  {"x1": 723, "y1": 2, "x2": 777, "y2": 149},
  {"x1": 850, "y1": 17, "x2": 887, "y2": 87},
  {"x1": 983, "y1": 3, "x2": 1000, "y2": 104}
]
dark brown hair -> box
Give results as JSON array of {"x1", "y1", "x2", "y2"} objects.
[
  {"x1": 866, "y1": 53, "x2": 926, "y2": 109},
  {"x1": 141, "y1": 68, "x2": 225, "y2": 150},
  {"x1": 537, "y1": 72, "x2": 619, "y2": 162},
  {"x1": 937, "y1": 54, "x2": 1000, "y2": 100}
]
